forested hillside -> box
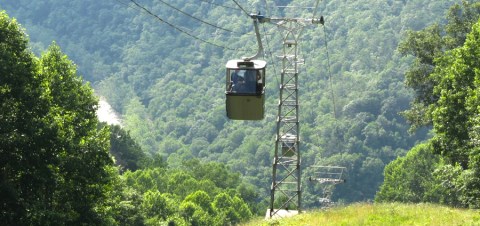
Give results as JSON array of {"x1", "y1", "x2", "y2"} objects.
[{"x1": 0, "y1": 0, "x2": 467, "y2": 216}]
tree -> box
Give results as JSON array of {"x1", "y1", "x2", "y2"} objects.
[
  {"x1": 0, "y1": 12, "x2": 116, "y2": 224},
  {"x1": 38, "y1": 42, "x2": 116, "y2": 224},
  {"x1": 431, "y1": 19, "x2": 480, "y2": 207},
  {"x1": 400, "y1": 1, "x2": 480, "y2": 131},
  {"x1": 429, "y1": 17, "x2": 480, "y2": 167},
  {"x1": 211, "y1": 192, "x2": 252, "y2": 225},
  {"x1": 398, "y1": 24, "x2": 444, "y2": 130},
  {"x1": 183, "y1": 190, "x2": 213, "y2": 214},
  {"x1": 0, "y1": 10, "x2": 47, "y2": 224},
  {"x1": 109, "y1": 185, "x2": 145, "y2": 226},
  {"x1": 444, "y1": 1, "x2": 480, "y2": 48},
  {"x1": 380, "y1": 18, "x2": 480, "y2": 208},
  {"x1": 375, "y1": 143, "x2": 440, "y2": 203},
  {"x1": 108, "y1": 124, "x2": 147, "y2": 172},
  {"x1": 141, "y1": 190, "x2": 176, "y2": 222},
  {"x1": 183, "y1": 159, "x2": 240, "y2": 190}
]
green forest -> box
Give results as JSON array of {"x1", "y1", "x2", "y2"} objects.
[{"x1": 2, "y1": 0, "x2": 480, "y2": 225}]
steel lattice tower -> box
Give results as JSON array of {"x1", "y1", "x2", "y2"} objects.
[
  {"x1": 236, "y1": 1, "x2": 323, "y2": 218},
  {"x1": 268, "y1": 18, "x2": 321, "y2": 218}
]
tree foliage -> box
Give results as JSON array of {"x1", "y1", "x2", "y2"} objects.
[
  {"x1": 108, "y1": 123, "x2": 148, "y2": 172},
  {"x1": 379, "y1": 3, "x2": 480, "y2": 208},
  {"x1": 399, "y1": 0, "x2": 480, "y2": 130},
  {"x1": 121, "y1": 160, "x2": 255, "y2": 225},
  {"x1": 375, "y1": 143, "x2": 441, "y2": 203},
  {"x1": 0, "y1": 11, "x2": 116, "y2": 224}
]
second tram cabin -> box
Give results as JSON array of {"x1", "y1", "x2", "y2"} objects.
[{"x1": 225, "y1": 59, "x2": 266, "y2": 120}]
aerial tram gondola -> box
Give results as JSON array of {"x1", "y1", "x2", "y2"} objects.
[
  {"x1": 225, "y1": 59, "x2": 266, "y2": 120},
  {"x1": 225, "y1": 14, "x2": 267, "y2": 120}
]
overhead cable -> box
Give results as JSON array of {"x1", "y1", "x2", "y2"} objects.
[
  {"x1": 262, "y1": 24, "x2": 279, "y2": 88},
  {"x1": 312, "y1": 0, "x2": 321, "y2": 21},
  {"x1": 323, "y1": 23, "x2": 337, "y2": 120},
  {"x1": 128, "y1": 0, "x2": 236, "y2": 50},
  {"x1": 157, "y1": 0, "x2": 244, "y2": 35},
  {"x1": 231, "y1": 0, "x2": 251, "y2": 17},
  {"x1": 263, "y1": 0, "x2": 270, "y2": 16},
  {"x1": 115, "y1": 0, "x2": 144, "y2": 13},
  {"x1": 197, "y1": 0, "x2": 239, "y2": 10}
]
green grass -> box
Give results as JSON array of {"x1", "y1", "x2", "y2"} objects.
[{"x1": 242, "y1": 203, "x2": 480, "y2": 226}]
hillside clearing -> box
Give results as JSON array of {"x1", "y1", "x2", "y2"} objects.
[{"x1": 242, "y1": 203, "x2": 480, "y2": 226}]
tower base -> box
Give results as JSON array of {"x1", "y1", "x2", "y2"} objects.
[{"x1": 265, "y1": 209, "x2": 300, "y2": 219}]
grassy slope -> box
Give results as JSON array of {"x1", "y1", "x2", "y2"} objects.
[{"x1": 242, "y1": 203, "x2": 480, "y2": 226}]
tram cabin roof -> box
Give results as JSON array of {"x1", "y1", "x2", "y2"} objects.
[{"x1": 226, "y1": 59, "x2": 266, "y2": 70}]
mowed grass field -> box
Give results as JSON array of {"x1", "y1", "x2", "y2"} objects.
[{"x1": 242, "y1": 203, "x2": 480, "y2": 226}]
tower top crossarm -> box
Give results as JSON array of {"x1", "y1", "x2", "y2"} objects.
[
  {"x1": 261, "y1": 0, "x2": 323, "y2": 25},
  {"x1": 241, "y1": 12, "x2": 323, "y2": 61},
  {"x1": 259, "y1": 17, "x2": 324, "y2": 25}
]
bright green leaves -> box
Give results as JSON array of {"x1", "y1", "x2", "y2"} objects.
[
  {"x1": 121, "y1": 160, "x2": 255, "y2": 225},
  {"x1": 39, "y1": 43, "x2": 98, "y2": 128},
  {"x1": 0, "y1": 11, "x2": 49, "y2": 224},
  {"x1": 212, "y1": 192, "x2": 252, "y2": 225},
  {"x1": 142, "y1": 190, "x2": 176, "y2": 221},
  {"x1": 0, "y1": 12, "x2": 115, "y2": 224},
  {"x1": 430, "y1": 20, "x2": 480, "y2": 167},
  {"x1": 398, "y1": 24, "x2": 444, "y2": 66},
  {"x1": 177, "y1": 191, "x2": 252, "y2": 226},
  {"x1": 400, "y1": 1, "x2": 480, "y2": 131},
  {"x1": 394, "y1": 2, "x2": 480, "y2": 208},
  {"x1": 0, "y1": 12, "x2": 29, "y2": 61},
  {"x1": 183, "y1": 191, "x2": 214, "y2": 215},
  {"x1": 380, "y1": 18, "x2": 480, "y2": 208},
  {"x1": 376, "y1": 143, "x2": 440, "y2": 203},
  {"x1": 398, "y1": 24, "x2": 443, "y2": 129}
]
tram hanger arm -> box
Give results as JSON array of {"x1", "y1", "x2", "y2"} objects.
[{"x1": 242, "y1": 13, "x2": 265, "y2": 61}]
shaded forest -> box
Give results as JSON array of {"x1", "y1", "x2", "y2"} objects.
[{"x1": 2, "y1": 0, "x2": 480, "y2": 225}]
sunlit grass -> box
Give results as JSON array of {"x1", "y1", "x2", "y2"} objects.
[{"x1": 242, "y1": 203, "x2": 480, "y2": 226}]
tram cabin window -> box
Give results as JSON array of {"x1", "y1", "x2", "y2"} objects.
[{"x1": 227, "y1": 69, "x2": 264, "y2": 95}]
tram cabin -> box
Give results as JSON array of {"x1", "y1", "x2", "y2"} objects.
[{"x1": 225, "y1": 59, "x2": 266, "y2": 120}]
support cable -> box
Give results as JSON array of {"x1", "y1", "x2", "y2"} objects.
[
  {"x1": 262, "y1": 24, "x2": 279, "y2": 88},
  {"x1": 322, "y1": 24, "x2": 337, "y2": 121},
  {"x1": 197, "y1": 0, "x2": 240, "y2": 10},
  {"x1": 128, "y1": 0, "x2": 237, "y2": 50},
  {"x1": 263, "y1": 0, "x2": 271, "y2": 16},
  {"x1": 157, "y1": 0, "x2": 244, "y2": 35},
  {"x1": 114, "y1": 0, "x2": 144, "y2": 13},
  {"x1": 231, "y1": 0, "x2": 251, "y2": 16},
  {"x1": 312, "y1": 0, "x2": 322, "y2": 20}
]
